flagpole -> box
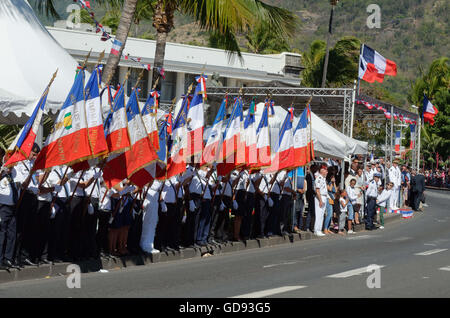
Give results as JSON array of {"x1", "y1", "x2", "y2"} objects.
[{"x1": 417, "y1": 115, "x2": 421, "y2": 170}]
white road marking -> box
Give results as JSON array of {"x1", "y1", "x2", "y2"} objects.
[
  {"x1": 346, "y1": 235, "x2": 375, "y2": 240},
  {"x1": 414, "y1": 249, "x2": 448, "y2": 256},
  {"x1": 439, "y1": 266, "x2": 450, "y2": 272},
  {"x1": 231, "y1": 286, "x2": 307, "y2": 298},
  {"x1": 386, "y1": 237, "x2": 412, "y2": 242},
  {"x1": 263, "y1": 261, "x2": 300, "y2": 268},
  {"x1": 326, "y1": 265, "x2": 386, "y2": 278}
]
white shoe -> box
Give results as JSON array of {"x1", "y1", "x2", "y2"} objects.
[
  {"x1": 149, "y1": 249, "x2": 160, "y2": 254},
  {"x1": 347, "y1": 230, "x2": 355, "y2": 234},
  {"x1": 379, "y1": 226, "x2": 384, "y2": 229},
  {"x1": 315, "y1": 231, "x2": 325, "y2": 237}
]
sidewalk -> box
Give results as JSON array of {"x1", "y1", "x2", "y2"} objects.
[{"x1": 0, "y1": 213, "x2": 402, "y2": 284}]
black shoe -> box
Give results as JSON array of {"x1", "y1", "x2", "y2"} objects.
[
  {"x1": 256, "y1": 235, "x2": 265, "y2": 239},
  {"x1": 3, "y1": 260, "x2": 19, "y2": 269},
  {"x1": 39, "y1": 258, "x2": 51, "y2": 265},
  {"x1": 197, "y1": 242, "x2": 207, "y2": 247},
  {"x1": 23, "y1": 258, "x2": 38, "y2": 266}
]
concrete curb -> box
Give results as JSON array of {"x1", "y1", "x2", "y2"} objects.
[
  {"x1": 0, "y1": 213, "x2": 402, "y2": 284},
  {"x1": 425, "y1": 186, "x2": 450, "y2": 191}
]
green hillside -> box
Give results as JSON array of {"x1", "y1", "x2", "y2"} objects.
[{"x1": 31, "y1": 0, "x2": 449, "y2": 105}]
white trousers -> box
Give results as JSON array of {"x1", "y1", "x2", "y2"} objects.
[
  {"x1": 390, "y1": 187, "x2": 399, "y2": 209},
  {"x1": 140, "y1": 201, "x2": 159, "y2": 253},
  {"x1": 314, "y1": 196, "x2": 327, "y2": 233}
]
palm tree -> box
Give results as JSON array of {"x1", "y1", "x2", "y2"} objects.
[
  {"x1": 421, "y1": 125, "x2": 443, "y2": 169},
  {"x1": 102, "y1": 0, "x2": 298, "y2": 87},
  {"x1": 245, "y1": 22, "x2": 291, "y2": 54}
]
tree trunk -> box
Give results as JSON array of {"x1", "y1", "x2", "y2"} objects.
[
  {"x1": 151, "y1": 0, "x2": 176, "y2": 91},
  {"x1": 102, "y1": 0, "x2": 139, "y2": 85}
]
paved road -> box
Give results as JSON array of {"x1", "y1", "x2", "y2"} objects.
[{"x1": 1, "y1": 190, "x2": 449, "y2": 298}]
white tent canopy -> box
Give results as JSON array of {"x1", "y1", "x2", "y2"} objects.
[{"x1": 243, "y1": 104, "x2": 367, "y2": 159}]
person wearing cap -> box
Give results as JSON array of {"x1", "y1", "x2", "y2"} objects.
[
  {"x1": 388, "y1": 160, "x2": 402, "y2": 210},
  {"x1": 365, "y1": 172, "x2": 381, "y2": 230},
  {"x1": 314, "y1": 165, "x2": 328, "y2": 237},
  {"x1": 364, "y1": 163, "x2": 373, "y2": 187},
  {"x1": 304, "y1": 165, "x2": 318, "y2": 232}
]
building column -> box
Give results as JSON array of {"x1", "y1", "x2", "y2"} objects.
[
  {"x1": 227, "y1": 78, "x2": 237, "y2": 87},
  {"x1": 147, "y1": 69, "x2": 153, "y2": 93},
  {"x1": 176, "y1": 72, "x2": 185, "y2": 99}
]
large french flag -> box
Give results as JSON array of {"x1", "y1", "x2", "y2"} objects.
[
  {"x1": 34, "y1": 70, "x2": 91, "y2": 171},
  {"x1": 217, "y1": 97, "x2": 244, "y2": 176},
  {"x1": 293, "y1": 105, "x2": 313, "y2": 167},
  {"x1": 359, "y1": 44, "x2": 397, "y2": 83},
  {"x1": 166, "y1": 96, "x2": 189, "y2": 179},
  {"x1": 244, "y1": 98, "x2": 258, "y2": 167},
  {"x1": 254, "y1": 100, "x2": 271, "y2": 168},
  {"x1": 154, "y1": 115, "x2": 171, "y2": 180},
  {"x1": 5, "y1": 92, "x2": 48, "y2": 167},
  {"x1": 395, "y1": 130, "x2": 401, "y2": 153},
  {"x1": 203, "y1": 96, "x2": 227, "y2": 164},
  {"x1": 84, "y1": 65, "x2": 108, "y2": 157},
  {"x1": 423, "y1": 95, "x2": 438, "y2": 126},
  {"x1": 103, "y1": 89, "x2": 158, "y2": 188},
  {"x1": 141, "y1": 90, "x2": 160, "y2": 152},
  {"x1": 264, "y1": 108, "x2": 295, "y2": 173},
  {"x1": 104, "y1": 83, "x2": 130, "y2": 154},
  {"x1": 186, "y1": 75, "x2": 207, "y2": 160}
]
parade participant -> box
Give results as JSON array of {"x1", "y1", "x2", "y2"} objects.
[
  {"x1": 280, "y1": 169, "x2": 294, "y2": 236},
  {"x1": 117, "y1": 182, "x2": 138, "y2": 256},
  {"x1": 388, "y1": 160, "x2": 402, "y2": 210},
  {"x1": 411, "y1": 169, "x2": 425, "y2": 211},
  {"x1": 254, "y1": 170, "x2": 271, "y2": 239},
  {"x1": 314, "y1": 164, "x2": 328, "y2": 237},
  {"x1": 13, "y1": 143, "x2": 40, "y2": 266},
  {"x1": 82, "y1": 167, "x2": 102, "y2": 259},
  {"x1": 345, "y1": 178, "x2": 360, "y2": 233},
  {"x1": 97, "y1": 179, "x2": 118, "y2": 257},
  {"x1": 293, "y1": 169, "x2": 307, "y2": 234},
  {"x1": 217, "y1": 172, "x2": 233, "y2": 242},
  {"x1": 364, "y1": 163, "x2": 373, "y2": 186},
  {"x1": 376, "y1": 182, "x2": 394, "y2": 230},
  {"x1": 195, "y1": 164, "x2": 214, "y2": 247},
  {"x1": 141, "y1": 179, "x2": 162, "y2": 254},
  {"x1": 268, "y1": 171, "x2": 284, "y2": 236},
  {"x1": 0, "y1": 163, "x2": 20, "y2": 269},
  {"x1": 47, "y1": 165, "x2": 71, "y2": 262},
  {"x1": 239, "y1": 169, "x2": 256, "y2": 240},
  {"x1": 365, "y1": 172, "x2": 381, "y2": 230},
  {"x1": 159, "y1": 176, "x2": 182, "y2": 251},
  {"x1": 323, "y1": 172, "x2": 337, "y2": 235},
  {"x1": 355, "y1": 167, "x2": 365, "y2": 221},
  {"x1": 304, "y1": 165, "x2": 317, "y2": 232}
]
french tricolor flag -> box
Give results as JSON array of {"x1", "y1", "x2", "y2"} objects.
[
  {"x1": 34, "y1": 69, "x2": 92, "y2": 171},
  {"x1": 423, "y1": 95, "x2": 438, "y2": 126},
  {"x1": 395, "y1": 130, "x2": 401, "y2": 153},
  {"x1": 110, "y1": 39, "x2": 122, "y2": 56},
  {"x1": 244, "y1": 98, "x2": 258, "y2": 167},
  {"x1": 103, "y1": 83, "x2": 130, "y2": 154},
  {"x1": 5, "y1": 90, "x2": 48, "y2": 167},
  {"x1": 217, "y1": 97, "x2": 244, "y2": 176},
  {"x1": 186, "y1": 76, "x2": 206, "y2": 160},
  {"x1": 103, "y1": 89, "x2": 158, "y2": 188},
  {"x1": 359, "y1": 44, "x2": 397, "y2": 83},
  {"x1": 264, "y1": 108, "x2": 295, "y2": 173},
  {"x1": 254, "y1": 100, "x2": 271, "y2": 168},
  {"x1": 293, "y1": 105, "x2": 313, "y2": 167},
  {"x1": 384, "y1": 110, "x2": 391, "y2": 119},
  {"x1": 166, "y1": 96, "x2": 189, "y2": 179},
  {"x1": 141, "y1": 90, "x2": 160, "y2": 152},
  {"x1": 203, "y1": 96, "x2": 227, "y2": 164}
]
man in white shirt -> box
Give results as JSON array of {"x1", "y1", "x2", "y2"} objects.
[
  {"x1": 268, "y1": 171, "x2": 285, "y2": 236},
  {"x1": 388, "y1": 160, "x2": 402, "y2": 210},
  {"x1": 314, "y1": 165, "x2": 328, "y2": 236},
  {"x1": 240, "y1": 169, "x2": 257, "y2": 240},
  {"x1": 0, "y1": 164, "x2": 20, "y2": 269},
  {"x1": 376, "y1": 182, "x2": 394, "y2": 229},
  {"x1": 365, "y1": 173, "x2": 381, "y2": 230},
  {"x1": 254, "y1": 170, "x2": 270, "y2": 239},
  {"x1": 195, "y1": 164, "x2": 214, "y2": 247},
  {"x1": 141, "y1": 180, "x2": 162, "y2": 254},
  {"x1": 280, "y1": 170, "x2": 295, "y2": 236}
]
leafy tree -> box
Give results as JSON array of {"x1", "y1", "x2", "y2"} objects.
[{"x1": 245, "y1": 22, "x2": 291, "y2": 54}]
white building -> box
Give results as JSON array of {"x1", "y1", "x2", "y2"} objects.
[{"x1": 47, "y1": 26, "x2": 303, "y2": 104}]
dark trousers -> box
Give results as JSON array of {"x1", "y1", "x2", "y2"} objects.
[
  {"x1": 155, "y1": 202, "x2": 177, "y2": 250},
  {"x1": 365, "y1": 197, "x2": 377, "y2": 229},
  {"x1": 305, "y1": 196, "x2": 315, "y2": 231},
  {"x1": 215, "y1": 196, "x2": 231, "y2": 241},
  {"x1": 295, "y1": 195, "x2": 305, "y2": 229},
  {"x1": 79, "y1": 198, "x2": 98, "y2": 258},
  {"x1": 241, "y1": 192, "x2": 254, "y2": 239},
  {"x1": 0, "y1": 204, "x2": 16, "y2": 263},
  {"x1": 48, "y1": 198, "x2": 69, "y2": 261},
  {"x1": 184, "y1": 195, "x2": 201, "y2": 247},
  {"x1": 207, "y1": 196, "x2": 221, "y2": 242},
  {"x1": 69, "y1": 196, "x2": 85, "y2": 260},
  {"x1": 97, "y1": 210, "x2": 111, "y2": 254},
  {"x1": 267, "y1": 193, "x2": 280, "y2": 235},
  {"x1": 255, "y1": 196, "x2": 270, "y2": 237},
  {"x1": 32, "y1": 200, "x2": 51, "y2": 261},
  {"x1": 412, "y1": 191, "x2": 422, "y2": 211},
  {"x1": 196, "y1": 199, "x2": 212, "y2": 244},
  {"x1": 127, "y1": 201, "x2": 143, "y2": 254},
  {"x1": 175, "y1": 199, "x2": 184, "y2": 247},
  {"x1": 14, "y1": 191, "x2": 37, "y2": 262},
  {"x1": 280, "y1": 194, "x2": 292, "y2": 234}
]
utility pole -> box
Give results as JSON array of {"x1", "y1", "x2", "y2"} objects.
[{"x1": 321, "y1": 0, "x2": 339, "y2": 88}]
